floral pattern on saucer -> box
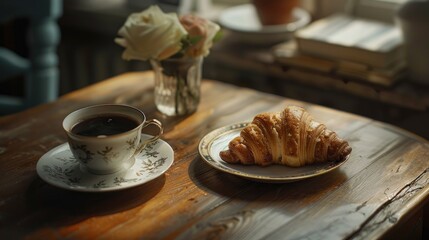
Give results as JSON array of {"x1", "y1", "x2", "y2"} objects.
[{"x1": 36, "y1": 135, "x2": 174, "y2": 192}]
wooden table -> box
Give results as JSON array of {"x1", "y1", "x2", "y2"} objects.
[{"x1": 1, "y1": 71, "x2": 428, "y2": 239}]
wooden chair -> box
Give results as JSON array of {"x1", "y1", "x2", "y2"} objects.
[{"x1": 0, "y1": 0, "x2": 62, "y2": 114}]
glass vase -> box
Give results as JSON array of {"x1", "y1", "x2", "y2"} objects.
[{"x1": 150, "y1": 57, "x2": 203, "y2": 116}]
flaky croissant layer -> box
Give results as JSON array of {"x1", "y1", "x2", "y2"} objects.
[{"x1": 220, "y1": 106, "x2": 352, "y2": 167}]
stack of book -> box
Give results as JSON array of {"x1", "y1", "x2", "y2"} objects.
[{"x1": 273, "y1": 14, "x2": 405, "y2": 87}]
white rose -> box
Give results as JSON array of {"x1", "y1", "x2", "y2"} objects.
[{"x1": 115, "y1": 5, "x2": 187, "y2": 61}]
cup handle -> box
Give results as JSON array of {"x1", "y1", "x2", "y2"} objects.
[{"x1": 134, "y1": 119, "x2": 163, "y2": 156}]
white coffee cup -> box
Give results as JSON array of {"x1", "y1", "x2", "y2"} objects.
[{"x1": 63, "y1": 104, "x2": 163, "y2": 174}]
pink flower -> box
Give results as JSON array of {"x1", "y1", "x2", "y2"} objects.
[
  {"x1": 115, "y1": 6, "x2": 220, "y2": 61},
  {"x1": 180, "y1": 15, "x2": 220, "y2": 57}
]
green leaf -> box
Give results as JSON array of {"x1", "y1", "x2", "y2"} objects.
[
  {"x1": 213, "y1": 29, "x2": 223, "y2": 43},
  {"x1": 188, "y1": 35, "x2": 203, "y2": 45}
]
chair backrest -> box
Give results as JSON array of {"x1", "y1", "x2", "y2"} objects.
[{"x1": 0, "y1": 0, "x2": 62, "y2": 115}]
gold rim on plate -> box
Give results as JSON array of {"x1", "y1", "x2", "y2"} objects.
[{"x1": 198, "y1": 122, "x2": 350, "y2": 183}]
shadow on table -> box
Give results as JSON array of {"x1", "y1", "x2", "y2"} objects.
[
  {"x1": 188, "y1": 155, "x2": 349, "y2": 203},
  {"x1": 13, "y1": 175, "x2": 165, "y2": 233}
]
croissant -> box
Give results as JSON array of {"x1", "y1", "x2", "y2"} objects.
[{"x1": 219, "y1": 106, "x2": 352, "y2": 167}]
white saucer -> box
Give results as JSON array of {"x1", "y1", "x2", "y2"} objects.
[
  {"x1": 36, "y1": 135, "x2": 174, "y2": 192},
  {"x1": 199, "y1": 123, "x2": 349, "y2": 183},
  {"x1": 218, "y1": 4, "x2": 310, "y2": 45}
]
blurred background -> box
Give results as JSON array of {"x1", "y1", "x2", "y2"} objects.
[{"x1": 1, "y1": 0, "x2": 428, "y2": 139}]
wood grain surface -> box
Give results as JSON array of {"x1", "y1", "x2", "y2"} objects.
[{"x1": 0, "y1": 71, "x2": 428, "y2": 239}]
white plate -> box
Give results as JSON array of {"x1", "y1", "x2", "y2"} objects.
[
  {"x1": 199, "y1": 123, "x2": 349, "y2": 183},
  {"x1": 218, "y1": 4, "x2": 310, "y2": 45},
  {"x1": 36, "y1": 135, "x2": 174, "y2": 192}
]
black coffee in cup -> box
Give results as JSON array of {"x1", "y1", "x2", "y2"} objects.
[
  {"x1": 63, "y1": 104, "x2": 163, "y2": 174},
  {"x1": 71, "y1": 114, "x2": 139, "y2": 137}
]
